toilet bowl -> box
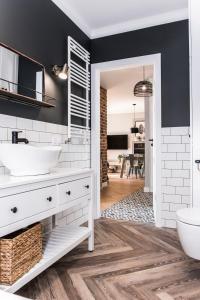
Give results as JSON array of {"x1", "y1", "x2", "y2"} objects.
[{"x1": 177, "y1": 208, "x2": 200, "y2": 260}]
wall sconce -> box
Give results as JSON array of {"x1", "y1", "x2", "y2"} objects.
[{"x1": 52, "y1": 63, "x2": 68, "y2": 80}]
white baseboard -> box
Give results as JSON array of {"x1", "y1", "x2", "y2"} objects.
[{"x1": 144, "y1": 186, "x2": 153, "y2": 193}]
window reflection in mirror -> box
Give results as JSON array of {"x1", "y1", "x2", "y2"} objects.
[{"x1": 0, "y1": 44, "x2": 44, "y2": 101}]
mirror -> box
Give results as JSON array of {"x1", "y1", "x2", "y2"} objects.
[{"x1": 0, "y1": 43, "x2": 53, "y2": 107}]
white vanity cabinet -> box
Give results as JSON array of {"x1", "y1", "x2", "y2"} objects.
[{"x1": 0, "y1": 168, "x2": 94, "y2": 294}]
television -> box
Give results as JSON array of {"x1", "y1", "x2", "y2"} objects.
[{"x1": 107, "y1": 135, "x2": 128, "y2": 150}]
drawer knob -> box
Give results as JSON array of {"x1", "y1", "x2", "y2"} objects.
[
  {"x1": 47, "y1": 196, "x2": 52, "y2": 202},
  {"x1": 85, "y1": 185, "x2": 90, "y2": 189},
  {"x1": 11, "y1": 207, "x2": 18, "y2": 213},
  {"x1": 66, "y1": 191, "x2": 71, "y2": 195}
]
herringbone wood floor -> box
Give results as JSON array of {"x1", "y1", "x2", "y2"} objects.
[{"x1": 17, "y1": 218, "x2": 200, "y2": 300}]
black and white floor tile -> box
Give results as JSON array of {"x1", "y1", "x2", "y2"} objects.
[{"x1": 102, "y1": 189, "x2": 154, "y2": 223}]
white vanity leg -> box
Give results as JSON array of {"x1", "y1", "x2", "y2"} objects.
[{"x1": 88, "y1": 219, "x2": 94, "y2": 251}]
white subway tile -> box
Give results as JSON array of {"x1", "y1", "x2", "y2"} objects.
[
  {"x1": 162, "y1": 152, "x2": 176, "y2": 160},
  {"x1": 56, "y1": 217, "x2": 67, "y2": 226},
  {"x1": 161, "y1": 211, "x2": 177, "y2": 220},
  {"x1": 57, "y1": 124, "x2": 67, "y2": 135},
  {"x1": 163, "y1": 136, "x2": 181, "y2": 144},
  {"x1": 182, "y1": 195, "x2": 192, "y2": 205},
  {"x1": 162, "y1": 186, "x2": 176, "y2": 194},
  {"x1": 162, "y1": 203, "x2": 170, "y2": 211},
  {"x1": 186, "y1": 144, "x2": 190, "y2": 153},
  {"x1": 168, "y1": 144, "x2": 185, "y2": 153},
  {"x1": 161, "y1": 128, "x2": 171, "y2": 135},
  {"x1": 164, "y1": 219, "x2": 176, "y2": 228},
  {"x1": 74, "y1": 209, "x2": 83, "y2": 220},
  {"x1": 184, "y1": 179, "x2": 191, "y2": 187},
  {"x1": 183, "y1": 161, "x2": 191, "y2": 169},
  {"x1": 46, "y1": 122, "x2": 59, "y2": 134},
  {"x1": 162, "y1": 169, "x2": 172, "y2": 177},
  {"x1": 66, "y1": 213, "x2": 75, "y2": 224},
  {"x1": 170, "y1": 203, "x2": 187, "y2": 212},
  {"x1": 83, "y1": 206, "x2": 88, "y2": 215},
  {"x1": 165, "y1": 161, "x2": 182, "y2": 169},
  {"x1": 51, "y1": 134, "x2": 62, "y2": 145},
  {"x1": 171, "y1": 127, "x2": 189, "y2": 136},
  {"x1": 167, "y1": 178, "x2": 183, "y2": 187},
  {"x1": 161, "y1": 144, "x2": 168, "y2": 152},
  {"x1": 17, "y1": 117, "x2": 33, "y2": 130},
  {"x1": 163, "y1": 194, "x2": 182, "y2": 203},
  {"x1": 172, "y1": 169, "x2": 190, "y2": 178},
  {"x1": 61, "y1": 144, "x2": 69, "y2": 152},
  {"x1": 182, "y1": 135, "x2": 190, "y2": 144},
  {"x1": 0, "y1": 114, "x2": 17, "y2": 128},
  {"x1": 177, "y1": 152, "x2": 190, "y2": 161},
  {"x1": 176, "y1": 186, "x2": 191, "y2": 196},
  {"x1": 39, "y1": 132, "x2": 52, "y2": 143},
  {"x1": 33, "y1": 120, "x2": 46, "y2": 132},
  {"x1": 0, "y1": 127, "x2": 8, "y2": 141},
  {"x1": 25, "y1": 130, "x2": 40, "y2": 142},
  {"x1": 71, "y1": 215, "x2": 87, "y2": 226}
]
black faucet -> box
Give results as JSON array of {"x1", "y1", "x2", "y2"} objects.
[{"x1": 12, "y1": 131, "x2": 29, "y2": 144}]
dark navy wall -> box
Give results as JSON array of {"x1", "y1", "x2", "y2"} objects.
[
  {"x1": 0, "y1": 0, "x2": 90, "y2": 125},
  {"x1": 91, "y1": 20, "x2": 190, "y2": 127},
  {"x1": 0, "y1": 1, "x2": 190, "y2": 128}
]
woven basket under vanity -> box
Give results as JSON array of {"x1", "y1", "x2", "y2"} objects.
[{"x1": 0, "y1": 223, "x2": 42, "y2": 285}]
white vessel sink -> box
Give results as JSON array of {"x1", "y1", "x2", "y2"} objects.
[{"x1": 0, "y1": 144, "x2": 61, "y2": 176}]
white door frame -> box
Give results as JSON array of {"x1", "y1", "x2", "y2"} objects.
[
  {"x1": 189, "y1": 0, "x2": 199, "y2": 208},
  {"x1": 91, "y1": 54, "x2": 162, "y2": 227}
]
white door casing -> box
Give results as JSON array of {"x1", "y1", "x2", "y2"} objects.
[
  {"x1": 189, "y1": 0, "x2": 200, "y2": 207},
  {"x1": 91, "y1": 54, "x2": 162, "y2": 227},
  {"x1": 144, "y1": 96, "x2": 153, "y2": 193}
]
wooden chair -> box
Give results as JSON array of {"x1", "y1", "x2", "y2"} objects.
[
  {"x1": 127, "y1": 154, "x2": 139, "y2": 179},
  {"x1": 137, "y1": 155, "x2": 145, "y2": 178}
]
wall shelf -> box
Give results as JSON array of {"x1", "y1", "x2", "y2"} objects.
[{"x1": 0, "y1": 89, "x2": 55, "y2": 108}]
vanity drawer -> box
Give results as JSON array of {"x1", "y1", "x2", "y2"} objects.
[
  {"x1": 0, "y1": 186, "x2": 56, "y2": 228},
  {"x1": 59, "y1": 177, "x2": 91, "y2": 205}
]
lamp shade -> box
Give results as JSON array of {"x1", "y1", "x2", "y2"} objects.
[
  {"x1": 131, "y1": 127, "x2": 139, "y2": 134},
  {"x1": 58, "y1": 63, "x2": 68, "y2": 80},
  {"x1": 134, "y1": 80, "x2": 153, "y2": 97}
]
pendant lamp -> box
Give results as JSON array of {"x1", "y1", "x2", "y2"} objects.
[{"x1": 134, "y1": 66, "x2": 153, "y2": 97}]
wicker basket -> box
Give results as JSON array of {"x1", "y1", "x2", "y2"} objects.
[{"x1": 0, "y1": 223, "x2": 42, "y2": 285}]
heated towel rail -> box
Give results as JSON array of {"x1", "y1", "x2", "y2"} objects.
[{"x1": 67, "y1": 36, "x2": 90, "y2": 141}]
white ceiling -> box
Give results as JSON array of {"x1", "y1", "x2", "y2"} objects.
[
  {"x1": 100, "y1": 65, "x2": 153, "y2": 114},
  {"x1": 52, "y1": 0, "x2": 188, "y2": 38}
]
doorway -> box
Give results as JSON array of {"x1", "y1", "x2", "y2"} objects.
[
  {"x1": 91, "y1": 54, "x2": 162, "y2": 227},
  {"x1": 100, "y1": 66, "x2": 151, "y2": 220}
]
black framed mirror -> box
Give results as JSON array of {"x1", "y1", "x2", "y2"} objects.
[{"x1": 0, "y1": 43, "x2": 55, "y2": 108}]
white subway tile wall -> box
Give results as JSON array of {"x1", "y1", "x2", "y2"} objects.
[
  {"x1": 0, "y1": 114, "x2": 90, "y2": 229},
  {"x1": 0, "y1": 115, "x2": 192, "y2": 230},
  {"x1": 161, "y1": 126, "x2": 191, "y2": 228}
]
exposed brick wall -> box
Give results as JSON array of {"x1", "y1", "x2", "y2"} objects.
[{"x1": 100, "y1": 87, "x2": 108, "y2": 186}]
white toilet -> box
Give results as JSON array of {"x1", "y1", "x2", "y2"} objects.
[{"x1": 177, "y1": 207, "x2": 200, "y2": 260}]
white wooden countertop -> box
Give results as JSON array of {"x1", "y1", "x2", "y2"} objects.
[{"x1": 0, "y1": 168, "x2": 93, "y2": 189}]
